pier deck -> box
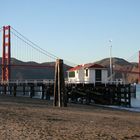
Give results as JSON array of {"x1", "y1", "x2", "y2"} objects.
[{"x1": 0, "y1": 80, "x2": 135, "y2": 107}]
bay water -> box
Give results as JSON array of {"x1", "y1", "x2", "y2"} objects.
[{"x1": 131, "y1": 84, "x2": 140, "y2": 108}]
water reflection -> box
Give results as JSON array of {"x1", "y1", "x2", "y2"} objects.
[{"x1": 131, "y1": 84, "x2": 140, "y2": 108}]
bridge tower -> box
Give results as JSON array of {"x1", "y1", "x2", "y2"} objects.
[
  {"x1": 138, "y1": 51, "x2": 140, "y2": 83},
  {"x1": 2, "y1": 26, "x2": 11, "y2": 82}
]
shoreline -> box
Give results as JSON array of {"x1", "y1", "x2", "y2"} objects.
[{"x1": 1, "y1": 94, "x2": 140, "y2": 113}]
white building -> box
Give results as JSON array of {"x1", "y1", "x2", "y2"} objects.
[{"x1": 67, "y1": 63, "x2": 108, "y2": 84}]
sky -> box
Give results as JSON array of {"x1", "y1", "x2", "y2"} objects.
[{"x1": 0, "y1": 0, "x2": 140, "y2": 65}]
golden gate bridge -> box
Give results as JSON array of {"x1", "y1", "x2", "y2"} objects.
[{"x1": 0, "y1": 25, "x2": 74, "y2": 83}]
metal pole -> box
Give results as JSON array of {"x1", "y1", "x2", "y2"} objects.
[{"x1": 109, "y1": 40, "x2": 112, "y2": 83}]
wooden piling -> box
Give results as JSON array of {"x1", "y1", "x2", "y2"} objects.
[
  {"x1": 13, "y1": 84, "x2": 17, "y2": 97},
  {"x1": 54, "y1": 60, "x2": 58, "y2": 106},
  {"x1": 9, "y1": 85, "x2": 12, "y2": 95},
  {"x1": 45, "y1": 86, "x2": 50, "y2": 100},
  {"x1": 54, "y1": 59, "x2": 67, "y2": 107},
  {"x1": 128, "y1": 85, "x2": 131, "y2": 107},
  {"x1": 3, "y1": 85, "x2": 7, "y2": 94},
  {"x1": 30, "y1": 84, "x2": 34, "y2": 98},
  {"x1": 23, "y1": 84, "x2": 26, "y2": 95},
  {"x1": 41, "y1": 84, "x2": 45, "y2": 99}
]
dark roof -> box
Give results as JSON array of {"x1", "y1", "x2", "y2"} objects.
[
  {"x1": 68, "y1": 65, "x2": 83, "y2": 72},
  {"x1": 84, "y1": 63, "x2": 105, "y2": 69},
  {"x1": 68, "y1": 63, "x2": 106, "y2": 72}
]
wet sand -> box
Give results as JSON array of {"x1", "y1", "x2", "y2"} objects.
[{"x1": 0, "y1": 95, "x2": 140, "y2": 140}]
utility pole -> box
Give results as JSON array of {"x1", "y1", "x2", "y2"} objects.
[{"x1": 109, "y1": 40, "x2": 113, "y2": 83}]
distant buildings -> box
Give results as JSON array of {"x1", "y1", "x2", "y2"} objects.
[{"x1": 67, "y1": 63, "x2": 108, "y2": 84}]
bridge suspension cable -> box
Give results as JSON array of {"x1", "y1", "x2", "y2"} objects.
[
  {"x1": 125, "y1": 51, "x2": 138, "y2": 62},
  {"x1": 11, "y1": 27, "x2": 59, "y2": 61},
  {"x1": 0, "y1": 25, "x2": 77, "y2": 67},
  {"x1": 10, "y1": 26, "x2": 77, "y2": 67},
  {"x1": 11, "y1": 31, "x2": 58, "y2": 60}
]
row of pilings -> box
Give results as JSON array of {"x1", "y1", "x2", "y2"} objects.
[
  {"x1": 0, "y1": 83, "x2": 54, "y2": 100},
  {"x1": 66, "y1": 83, "x2": 133, "y2": 107},
  {"x1": 0, "y1": 82, "x2": 133, "y2": 107}
]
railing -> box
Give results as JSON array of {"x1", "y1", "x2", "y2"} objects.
[
  {"x1": 0, "y1": 79, "x2": 55, "y2": 85},
  {"x1": 66, "y1": 80, "x2": 129, "y2": 86},
  {"x1": 0, "y1": 79, "x2": 129, "y2": 86}
]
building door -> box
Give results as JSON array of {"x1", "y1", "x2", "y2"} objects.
[{"x1": 95, "y1": 70, "x2": 102, "y2": 83}]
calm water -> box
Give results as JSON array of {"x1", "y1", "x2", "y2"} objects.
[{"x1": 131, "y1": 84, "x2": 140, "y2": 108}]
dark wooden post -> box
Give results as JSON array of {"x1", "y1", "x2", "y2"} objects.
[
  {"x1": 3, "y1": 84, "x2": 7, "y2": 94},
  {"x1": 54, "y1": 60, "x2": 58, "y2": 106},
  {"x1": 118, "y1": 86, "x2": 122, "y2": 106},
  {"x1": 9, "y1": 84, "x2": 12, "y2": 95},
  {"x1": 124, "y1": 86, "x2": 127, "y2": 107},
  {"x1": 30, "y1": 84, "x2": 34, "y2": 98},
  {"x1": 54, "y1": 59, "x2": 67, "y2": 107},
  {"x1": 41, "y1": 84, "x2": 45, "y2": 100},
  {"x1": 23, "y1": 84, "x2": 26, "y2": 95},
  {"x1": 13, "y1": 84, "x2": 17, "y2": 97},
  {"x1": 128, "y1": 84, "x2": 131, "y2": 107},
  {"x1": 45, "y1": 86, "x2": 50, "y2": 100}
]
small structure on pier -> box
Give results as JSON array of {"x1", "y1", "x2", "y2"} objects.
[{"x1": 67, "y1": 63, "x2": 108, "y2": 84}]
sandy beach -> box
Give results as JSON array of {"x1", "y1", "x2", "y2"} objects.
[{"x1": 0, "y1": 95, "x2": 140, "y2": 140}]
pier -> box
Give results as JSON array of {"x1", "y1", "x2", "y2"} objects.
[
  {"x1": 66, "y1": 83, "x2": 133, "y2": 107},
  {"x1": 0, "y1": 80, "x2": 135, "y2": 108}
]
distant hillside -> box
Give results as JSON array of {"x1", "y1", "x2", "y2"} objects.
[
  {"x1": 97, "y1": 57, "x2": 131, "y2": 66},
  {"x1": 96, "y1": 57, "x2": 138, "y2": 83},
  {"x1": 0, "y1": 58, "x2": 71, "y2": 80},
  {"x1": 0, "y1": 57, "x2": 139, "y2": 83}
]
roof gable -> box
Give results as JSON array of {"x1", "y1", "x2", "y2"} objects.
[
  {"x1": 85, "y1": 64, "x2": 105, "y2": 69},
  {"x1": 68, "y1": 63, "x2": 106, "y2": 72},
  {"x1": 68, "y1": 65, "x2": 83, "y2": 72}
]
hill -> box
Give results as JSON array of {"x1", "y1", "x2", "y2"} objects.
[
  {"x1": 0, "y1": 58, "x2": 71, "y2": 80},
  {"x1": 96, "y1": 57, "x2": 139, "y2": 83},
  {"x1": 0, "y1": 57, "x2": 139, "y2": 83}
]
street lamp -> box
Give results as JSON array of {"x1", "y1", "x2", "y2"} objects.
[{"x1": 109, "y1": 40, "x2": 113, "y2": 83}]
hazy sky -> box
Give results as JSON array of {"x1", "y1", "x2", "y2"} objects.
[{"x1": 0, "y1": 0, "x2": 140, "y2": 64}]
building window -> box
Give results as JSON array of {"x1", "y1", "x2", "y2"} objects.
[
  {"x1": 69, "y1": 71, "x2": 75, "y2": 77},
  {"x1": 95, "y1": 69, "x2": 102, "y2": 82},
  {"x1": 85, "y1": 69, "x2": 88, "y2": 77}
]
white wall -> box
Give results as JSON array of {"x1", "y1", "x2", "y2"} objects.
[
  {"x1": 68, "y1": 69, "x2": 84, "y2": 83},
  {"x1": 84, "y1": 69, "x2": 95, "y2": 83},
  {"x1": 85, "y1": 69, "x2": 108, "y2": 84},
  {"x1": 102, "y1": 70, "x2": 108, "y2": 83},
  {"x1": 68, "y1": 68, "x2": 108, "y2": 84},
  {"x1": 76, "y1": 69, "x2": 84, "y2": 82},
  {"x1": 84, "y1": 69, "x2": 89, "y2": 83}
]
